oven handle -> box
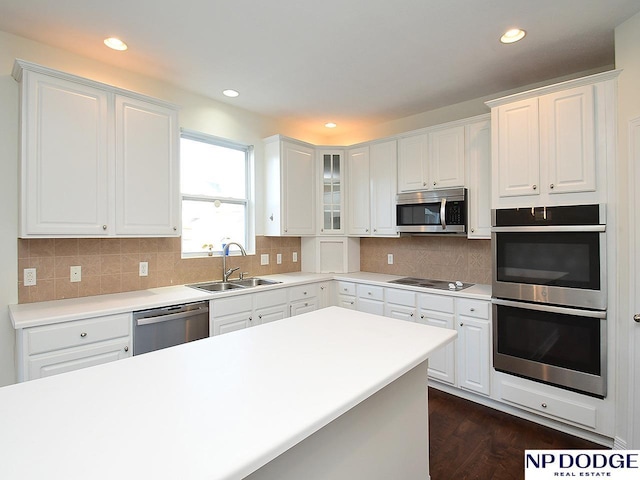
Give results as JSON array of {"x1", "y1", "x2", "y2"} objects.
[
  {"x1": 492, "y1": 298, "x2": 607, "y2": 319},
  {"x1": 440, "y1": 198, "x2": 446, "y2": 230},
  {"x1": 491, "y1": 225, "x2": 606, "y2": 233}
]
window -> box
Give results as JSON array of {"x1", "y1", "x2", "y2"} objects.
[{"x1": 180, "y1": 130, "x2": 253, "y2": 257}]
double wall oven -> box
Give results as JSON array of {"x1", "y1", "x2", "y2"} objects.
[{"x1": 491, "y1": 204, "x2": 607, "y2": 398}]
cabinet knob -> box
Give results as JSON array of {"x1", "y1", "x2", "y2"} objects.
[
  {"x1": 320, "y1": 228, "x2": 324, "y2": 232},
  {"x1": 410, "y1": 312, "x2": 414, "y2": 317},
  {"x1": 368, "y1": 292, "x2": 372, "y2": 295},
  {"x1": 459, "y1": 323, "x2": 463, "y2": 327},
  {"x1": 350, "y1": 301, "x2": 354, "y2": 305},
  {"x1": 124, "y1": 346, "x2": 129, "y2": 352},
  {"x1": 80, "y1": 332, "x2": 87, "y2": 338},
  {"x1": 423, "y1": 182, "x2": 427, "y2": 186},
  {"x1": 269, "y1": 214, "x2": 274, "y2": 221},
  {"x1": 470, "y1": 308, "x2": 475, "y2": 312},
  {"x1": 365, "y1": 229, "x2": 369, "y2": 233},
  {"x1": 258, "y1": 314, "x2": 262, "y2": 320},
  {"x1": 344, "y1": 288, "x2": 348, "y2": 291},
  {"x1": 471, "y1": 228, "x2": 475, "y2": 233},
  {"x1": 320, "y1": 286, "x2": 325, "y2": 290},
  {"x1": 549, "y1": 183, "x2": 555, "y2": 189},
  {"x1": 433, "y1": 181, "x2": 437, "y2": 186},
  {"x1": 532, "y1": 184, "x2": 537, "y2": 190},
  {"x1": 373, "y1": 229, "x2": 377, "y2": 233},
  {"x1": 635, "y1": 313, "x2": 640, "y2": 323},
  {"x1": 284, "y1": 229, "x2": 288, "y2": 233},
  {"x1": 541, "y1": 403, "x2": 548, "y2": 409},
  {"x1": 421, "y1": 314, "x2": 424, "y2": 319},
  {"x1": 173, "y1": 226, "x2": 177, "y2": 231},
  {"x1": 249, "y1": 316, "x2": 253, "y2": 322},
  {"x1": 102, "y1": 225, "x2": 107, "y2": 230},
  {"x1": 303, "y1": 291, "x2": 307, "y2": 295}
]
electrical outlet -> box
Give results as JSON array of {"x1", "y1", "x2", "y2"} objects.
[
  {"x1": 293, "y1": 252, "x2": 298, "y2": 263},
  {"x1": 387, "y1": 254, "x2": 394, "y2": 265},
  {"x1": 276, "y1": 253, "x2": 282, "y2": 264},
  {"x1": 70, "y1": 266, "x2": 82, "y2": 283},
  {"x1": 24, "y1": 268, "x2": 36, "y2": 286},
  {"x1": 139, "y1": 261, "x2": 149, "y2": 277},
  {"x1": 260, "y1": 254, "x2": 269, "y2": 265}
]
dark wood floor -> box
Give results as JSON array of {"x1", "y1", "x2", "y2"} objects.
[{"x1": 428, "y1": 387, "x2": 605, "y2": 480}]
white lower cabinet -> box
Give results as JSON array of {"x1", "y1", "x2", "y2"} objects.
[
  {"x1": 418, "y1": 293, "x2": 456, "y2": 385},
  {"x1": 212, "y1": 289, "x2": 289, "y2": 335},
  {"x1": 288, "y1": 283, "x2": 319, "y2": 316},
  {"x1": 456, "y1": 298, "x2": 491, "y2": 396},
  {"x1": 384, "y1": 288, "x2": 417, "y2": 322},
  {"x1": 356, "y1": 284, "x2": 384, "y2": 315},
  {"x1": 17, "y1": 313, "x2": 132, "y2": 381},
  {"x1": 336, "y1": 281, "x2": 356, "y2": 310}
]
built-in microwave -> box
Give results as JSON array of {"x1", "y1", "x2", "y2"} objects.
[
  {"x1": 492, "y1": 204, "x2": 607, "y2": 311},
  {"x1": 396, "y1": 188, "x2": 467, "y2": 234}
]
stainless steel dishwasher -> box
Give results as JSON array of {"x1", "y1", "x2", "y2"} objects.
[{"x1": 133, "y1": 301, "x2": 209, "y2": 355}]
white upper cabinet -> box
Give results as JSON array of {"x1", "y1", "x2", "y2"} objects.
[
  {"x1": 398, "y1": 125, "x2": 465, "y2": 193},
  {"x1": 317, "y1": 149, "x2": 344, "y2": 235},
  {"x1": 428, "y1": 125, "x2": 465, "y2": 189},
  {"x1": 114, "y1": 95, "x2": 180, "y2": 236},
  {"x1": 466, "y1": 117, "x2": 491, "y2": 239},
  {"x1": 13, "y1": 60, "x2": 180, "y2": 238},
  {"x1": 264, "y1": 136, "x2": 316, "y2": 236},
  {"x1": 346, "y1": 140, "x2": 398, "y2": 237},
  {"x1": 487, "y1": 71, "x2": 618, "y2": 208}
]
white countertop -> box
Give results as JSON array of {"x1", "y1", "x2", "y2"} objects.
[
  {"x1": 0, "y1": 306, "x2": 457, "y2": 480},
  {"x1": 9, "y1": 271, "x2": 491, "y2": 329}
]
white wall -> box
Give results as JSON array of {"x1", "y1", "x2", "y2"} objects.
[{"x1": 614, "y1": 10, "x2": 640, "y2": 448}]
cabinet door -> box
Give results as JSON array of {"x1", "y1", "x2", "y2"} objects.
[
  {"x1": 466, "y1": 119, "x2": 491, "y2": 239},
  {"x1": 419, "y1": 310, "x2": 456, "y2": 385},
  {"x1": 213, "y1": 311, "x2": 252, "y2": 335},
  {"x1": 22, "y1": 71, "x2": 109, "y2": 236},
  {"x1": 357, "y1": 298, "x2": 384, "y2": 316},
  {"x1": 457, "y1": 315, "x2": 490, "y2": 395},
  {"x1": 428, "y1": 125, "x2": 465, "y2": 189},
  {"x1": 28, "y1": 338, "x2": 130, "y2": 380},
  {"x1": 398, "y1": 133, "x2": 428, "y2": 192},
  {"x1": 496, "y1": 98, "x2": 540, "y2": 198},
  {"x1": 114, "y1": 95, "x2": 180, "y2": 236},
  {"x1": 370, "y1": 140, "x2": 398, "y2": 236},
  {"x1": 540, "y1": 85, "x2": 596, "y2": 195},
  {"x1": 318, "y1": 150, "x2": 344, "y2": 234},
  {"x1": 282, "y1": 141, "x2": 315, "y2": 235},
  {"x1": 346, "y1": 146, "x2": 371, "y2": 235}
]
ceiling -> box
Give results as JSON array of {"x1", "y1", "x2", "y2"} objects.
[{"x1": 1, "y1": 0, "x2": 639, "y2": 138}]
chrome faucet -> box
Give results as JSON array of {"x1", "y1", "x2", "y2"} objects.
[{"x1": 222, "y1": 242, "x2": 247, "y2": 282}]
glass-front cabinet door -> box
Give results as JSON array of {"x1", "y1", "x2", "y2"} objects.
[{"x1": 317, "y1": 149, "x2": 344, "y2": 234}]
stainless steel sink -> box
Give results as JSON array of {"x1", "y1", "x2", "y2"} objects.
[
  {"x1": 187, "y1": 278, "x2": 281, "y2": 293},
  {"x1": 230, "y1": 278, "x2": 281, "y2": 287}
]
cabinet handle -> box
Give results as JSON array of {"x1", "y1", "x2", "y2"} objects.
[
  {"x1": 459, "y1": 323, "x2": 463, "y2": 327},
  {"x1": 471, "y1": 228, "x2": 475, "y2": 233},
  {"x1": 367, "y1": 292, "x2": 372, "y2": 295},
  {"x1": 423, "y1": 182, "x2": 427, "y2": 186},
  {"x1": 258, "y1": 314, "x2": 262, "y2": 320},
  {"x1": 532, "y1": 184, "x2": 537, "y2": 190},
  {"x1": 269, "y1": 214, "x2": 274, "y2": 221},
  {"x1": 124, "y1": 346, "x2": 129, "y2": 352},
  {"x1": 433, "y1": 181, "x2": 437, "y2": 186},
  {"x1": 634, "y1": 313, "x2": 640, "y2": 323},
  {"x1": 80, "y1": 332, "x2": 87, "y2": 338},
  {"x1": 365, "y1": 229, "x2": 369, "y2": 233},
  {"x1": 173, "y1": 226, "x2": 177, "y2": 231},
  {"x1": 549, "y1": 184, "x2": 555, "y2": 189},
  {"x1": 541, "y1": 403, "x2": 547, "y2": 409},
  {"x1": 421, "y1": 314, "x2": 424, "y2": 319},
  {"x1": 303, "y1": 291, "x2": 307, "y2": 295},
  {"x1": 350, "y1": 301, "x2": 354, "y2": 305},
  {"x1": 249, "y1": 316, "x2": 253, "y2": 322},
  {"x1": 304, "y1": 302, "x2": 309, "y2": 307},
  {"x1": 373, "y1": 228, "x2": 377, "y2": 233},
  {"x1": 470, "y1": 308, "x2": 475, "y2": 312},
  {"x1": 102, "y1": 225, "x2": 107, "y2": 230},
  {"x1": 344, "y1": 288, "x2": 348, "y2": 291},
  {"x1": 410, "y1": 312, "x2": 414, "y2": 317},
  {"x1": 320, "y1": 286, "x2": 325, "y2": 290}
]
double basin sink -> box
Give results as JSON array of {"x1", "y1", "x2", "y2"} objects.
[{"x1": 188, "y1": 277, "x2": 281, "y2": 293}]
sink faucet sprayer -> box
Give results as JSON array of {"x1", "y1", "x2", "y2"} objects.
[{"x1": 222, "y1": 242, "x2": 247, "y2": 282}]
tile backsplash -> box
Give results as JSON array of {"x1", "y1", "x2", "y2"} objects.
[
  {"x1": 360, "y1": 236, "x2": 491, "y2": 284},
  {"x1": 18, "y1": 236, "x2": 301, "y2": 303}
]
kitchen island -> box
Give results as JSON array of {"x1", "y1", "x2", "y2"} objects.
[{"x1": 0, "y1": 306, "x2": 456, "y2": 480}]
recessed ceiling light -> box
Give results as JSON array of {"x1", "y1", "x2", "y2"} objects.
[
  {"x1": 325, "y1": 122, "x2": 337, "y2": 128},
  {"x1": 103, "y1": 37, "x2": 128, "y2": 51},
  {"x1": 500, "y1": 28, "x2": 526, "y2": 44},
  {"x1": 223, "y1": 89, "x2": 240, "y2": 98}
]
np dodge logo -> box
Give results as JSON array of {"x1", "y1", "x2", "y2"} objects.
[{"x1": 525, "y1": 450, "x2": 640, "y2": 479}]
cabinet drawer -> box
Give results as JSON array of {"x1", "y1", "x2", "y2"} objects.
[
  {"x1": 501, "y1": 381, "x2": 597, "y2": 429},
  {"x1": 289, "y1": 284, "x2": 318, "y2": 302},
  {"x1": 456, "y1": 298, "x2": 489, "y2": 319},
  {"x1": 26, "y1": 313, "x2": 131, "y2": 355},
  {"x1": 212, "y1": 296, "x2": 252, "y2": 317},
  {"x1": 336, "y1": 281, "x2": 356, "y2": 296},
  {"x1": 356, "y1": 284, "x2": 384, "y2": 301},
  {"x1": 385, "y1": 288, "x2": 416, "y2": 307},
  {"x1": 418, "y1": 293, "x2": 454, "y2": 313},
  {"x1": 254, "y1": 288, "x2": 288, "y2": 309}
]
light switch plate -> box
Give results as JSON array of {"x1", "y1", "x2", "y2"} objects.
[
  {"x1": 293, "y1": 252, "x2": 298, "y2": 262},
  {"x1": 277, "y1": 253, "x2": 282, "y2": 264},
  {"x1": 260, "y1": 254, "x2": 269, "y2": 265},
  {"x1": 387, "y1": 254, "x2": 394, "y2": 265}
]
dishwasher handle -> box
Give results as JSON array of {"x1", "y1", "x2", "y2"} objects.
[{"x1": 135, "y1": 305, "x2": 209, "y2": 326}]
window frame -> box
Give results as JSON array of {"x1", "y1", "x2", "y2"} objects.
[{"x1": 180, "y1": 129, "x2": 255, "y2": 258}]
